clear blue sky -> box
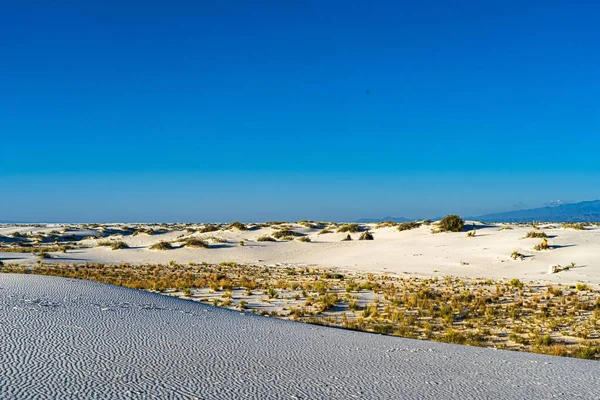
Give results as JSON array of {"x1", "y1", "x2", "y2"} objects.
[{"x1": 1, "y1": 1, "x2": 599, "y2": 222}]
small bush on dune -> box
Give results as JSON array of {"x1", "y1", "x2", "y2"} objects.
[
  {"x1": 397, "y1": 221, "x2": 421, "y2": 231},
  {"x1": 297, "y1": 236, "x2": 311, "y2": 242},
  {"x1": 337, "y1": 223, "x2": 361, "y2": 233},
  {"x1": 150, "y1": 241, "x2": 173, "y2": 250},
  {"x1": 375, "y1": 221, "x2": 397, "y2": 228},
  {"x1": 562, "y1": 223, "x2": 586, "y2": 230},
  {"x1": 438, "y1": 215, "x2": 465, "y2": 232},
  {"x1": 534, "y1": 238, "x2": 550, "y2": 251},
  {"x1": 227, "y1": 221, "x2": 247, "y2": 231},
  {"x1": 466, "y1": 229, "x2": 476, "y2": 237},
  {"x1": 97, "y1": 240, "x2": 112, "y2": 247},
  {"x1": 198, "y1": 224, "x2": 219, "y2": 233},
  {"x1": 318, "y1": 228, "x2": 333, "y2": 235},
  {"x1": 524, "y1": 231, "x2": 548, "y2": 239},
  {"x1": 511, "y1": 250, "x2": 525, "y2": 260},
  {"x1": 499, "y1": 226, "x2": 513, "y2": 231},
  {"x1": 110, "y1": 241, "x2": 129, "y2": 250},
  {"x1": 272, "y1": 229, "x2": 302, "y2": 239},
  {"x1": 341, "y1": 234, "x2": 352, "y2": 241},
  {"x1": 184, "y1": 238, "x2": 209, "y2": 248},
  {"x1": 257, "y1": 235, "x2": 276, "y2": 242},
  {"x1": 359, "y1": 231, "x2": 374, "y2": 240}
]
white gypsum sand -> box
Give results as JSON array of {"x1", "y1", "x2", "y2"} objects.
[
  {"x1": 1, "y1": 221, "x2": 599, "y2": 284},
  {"x1": 1, "y1": 273, "x2": 599, "y2": 399}
]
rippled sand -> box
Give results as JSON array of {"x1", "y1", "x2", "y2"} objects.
[{"x1": 1, "y1": 274, "x2": 598, "y2": 399}]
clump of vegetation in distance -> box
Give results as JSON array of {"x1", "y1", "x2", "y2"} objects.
[
  {"x1": 359, "y1": 231, "x2": 374, "y2": 240},
  {"x1": 375, "y1": 221, "x2": 397, "y2": 228},
  {"x1": 397, "y1": 221, "x2": 421, "y2": 231},
  {"x1": 562, "y1": 223, "x2": 586, "y2": 230},
  {"x1": 297, "y1": 236, "x2": 311, "y2": 242},
  {"x1": 96, "y1": 240, "x2": 112, "y2": 247},
  {"x1": 499, "y1": 226, "x2": 513, "y2": 231},
  {"x1": 438, "y1": 215, "x2": 465, "y2": 232},
  {"x1": 184, "y1": 238, "x2": 209, "y2": 248},
  {"x1": 110, "y1": 241, "x2": 129, "y2": 250},
  {"x1": 198, "y1": 224, "x2": 219, "y2": 233},
  {"x1": 318, "y1": 228, "x2": 333, "y2": 235},
  {"x1": 337, "y1": 223, "x2": 361, "y2": 233},
  {"x1": 150, "y1": 241, "x2": 173, "y2": 250},
  {"x1": 524, "y1": 231, "x2": 548, "y2": 239},
  {"x1": 272, "y1": 229, "x2": 302, "y2": 239},
  {"x1": 534, "y1": 238, "x2": 550, "y2": 251},
  {"x1": 227, "y1": 221, "x2": 247, "y2": 231},
  {"x1": 257, "y1": 236, "x2": 276, "y2": 242},
  {"x1": 466, "y1": 229, "x2": 476, "y2": 237},
  {"x1": 341, "y1": 234, "x2": 352, "y2": 241}
]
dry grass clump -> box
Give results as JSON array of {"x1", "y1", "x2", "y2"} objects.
[
  {"x1": 562, "y1": 223, "x2": 586, "y2": 230},
  {"x1": 511, "y1": 250, "x2": 525, "y2": 260},
  {"x1": 359, "y1": 231, "x2": 374, "y2": 240},
  {"x1": 466, "y1": 229, "x2": 476, "y2": 237},
  {"x1": 375, "y1": 221, "x2": 397, "y2": 228},
  {"x1": 110, "y1": 241, "x2": 129, "y2": 250},
  {"x1": 198, "y1": 224, "x2": 219, "y2": 233},
  {"x1": 397, "y1": 221, "x2": 421, "y2": 231},
  {"x1": 341, "y1": 234, "x2": 352, "y2": 241},
  {"x1": 499, "y1": 226, "x2": 513, "y2": 231},
  {"x1": 257, "y1": 235, "x2": 276, "y2": 242},
  {"x1": 149, "y1": 241, "x2": 173, "y2": 250},
  {"x1": 272, "y1": 229, "x2": 302, "y2": 239},
  {"x1": 227, "y1": 221, "x2": 247, "y2": 231},
  {"x1": 437, "y1": 215, "x2": 465, "y2": 232},
  {"x1": 318, "y1": 228, "x2": 333, "y2": 235},
  {"x1": 184, "y1": 238, "x2": 209, "y2": 248},
  {"x1": 524, "y1": 231, "x2": 548, "y2": 239},
  {"x1": 297, "y1": 236, "x2": 311, "y2": 243},
  {"x1": 337, "y1": 223, "x2": 361, "y2": 233},
  {"x1": 534, "y1": 238, "x2": 550, "y2": 251}
]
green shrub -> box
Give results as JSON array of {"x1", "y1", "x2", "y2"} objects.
[
  {"x1": 397, "y1": 221, "x2": 421, "y2": 231},
  {"x1": 562, "y1": 223, "x2": 586, "y2": 230},
  {"x1": 228, "y1": 221, "x2": 247, "y2": 231},
  {"x1": 198, "y1": 224, "x2": 219, "y2": 233},
  {"x1": 534, "y1": 238, "x2": 550, "y2": 251},
  {"x1": 438, "y1": 215, "x2": 464, "y2": 232}
]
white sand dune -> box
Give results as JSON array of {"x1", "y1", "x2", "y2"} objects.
[
  {"x1": 1, "y1": 273, "x2": 598, "y2": 399},
  {"x1": 2, "y1": 222, "x2": 599, "y2": 284}
]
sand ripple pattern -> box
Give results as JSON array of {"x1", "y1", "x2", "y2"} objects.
[{"x1": 0, "y1": 274, "x2": 598, "y2": 399}]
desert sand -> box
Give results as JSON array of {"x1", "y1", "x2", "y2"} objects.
[
  {"x1": 1, "y1": 273, "x2": 599, "y2": 399},
  {"x1": 1, "y1": 221, "x2": 599, "y2": 284}
]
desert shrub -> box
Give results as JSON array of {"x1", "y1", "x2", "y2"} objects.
[
  {"x1": 228, "y1": 221, "x2": 247, "y2": 231},
  {"x1": 198, "y1": 224, "x2": 219, "y2": 233},
  {"x1": 341, "y1": 234, "x2": 352, "y2": 241},
  {"x1": 272, "y1": 229, "x2": 302, "y2": 239},
  {"x1": 524, "y1": 231, "x2": 547, "y2": 239},
  {"x1": 359, "y1": 231, "x2": 374, "y2": 240},
  {"x1": 110, "y1": 241, "x2": 129, "y2": 250},
  {"x1": 438, "y1": 215, "x2": 464, "y2": 232},
  {"x1": 337, "y1": 224, "x2": 361, "y2": 233},
  {"x1": 184, "y1": 238, "x2": 209, "y2": 248},
  {"x1": 397, "y1": 221, "x2": 421, "y2": 231},
  {"x1": 318, "y1": 228, "x2": 333, "y2": 235},
  {"x1": 511, "y1": 250, "x2": 524, "y2": 260},
  {"x1": 96, "y1": 240, "x2": 112, "y2": 247},
  {"x1": 466, "y1": 229, "x2": 476, "y2": 237},
  {"x1": 297, "y1": 236, "x2": 311, "y2": 242},
  {"x1": 509, "y1": 278, "x2": 523, "y2": 288},
  {"x1": 257, "y1": 236, "x2": 276, "y2": 242},
  {"x1": 375, "y1": 221, "x2": 397, "y2": 228},
  {"x1": 576, "y1": 283, "x2": 590, "y2": 291},
  {"x1": 499, "y1": 226, "x2": 513, "y2": 231},
  {"x1": 534, "y1": 238, "x2": 550, "y2": 251},
  {"x1": 149, "y1": 241, "x2": 172, "y2": 250},
  {"x1": 562, "y1": 223, "x2": 586, "y2": 230}
]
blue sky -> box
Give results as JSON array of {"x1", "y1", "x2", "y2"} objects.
[{"x1": 1, "y1": 1, "x2": 599, "y2": 222}]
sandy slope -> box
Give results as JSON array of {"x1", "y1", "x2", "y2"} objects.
[
  {"x1": 1, "y1": 273, "x2": 599, "y2": 399},
  {"x1": 1, "y1": 222, "x2": 599, "y2": 284}
]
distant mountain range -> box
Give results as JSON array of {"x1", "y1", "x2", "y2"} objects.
[{"x1": 471, "y1": 200, "x2": 600, "y2": 222}]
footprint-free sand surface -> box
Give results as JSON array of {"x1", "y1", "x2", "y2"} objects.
[{"x1": 1, "y1": 273, "x2": 598, "y2": 399}]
